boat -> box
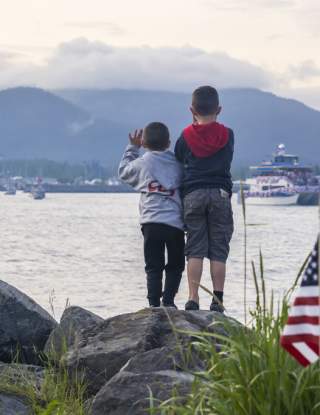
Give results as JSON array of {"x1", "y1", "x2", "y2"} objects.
[
  {"x1": 31, "y1": 178, "x2": 46, "y2": 200},
  {"x1": 240, "y1": 144, "x2": 320, "y2": 206},
  {"x1": 31, "y1": 185, "x2": 46, "y2": 200},
  {"x1": 4, "y1": 180, "x2": 16, "y2": 195}
]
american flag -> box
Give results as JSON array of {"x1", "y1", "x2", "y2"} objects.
[{"x1": 281, "y1": 238, "x2": 320, "y2": 366}]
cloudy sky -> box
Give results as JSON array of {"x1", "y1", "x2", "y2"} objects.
[{"x1": 1, "y1": 0, "x2": 320, "y2": 108}]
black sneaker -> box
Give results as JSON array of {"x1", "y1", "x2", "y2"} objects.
[
  {"x1": 210, "y1": 301, "x2": 224, "y2": 313},
  {"x1": 161, "y1": 301, "x2": 178, "y2": 309},
  {"x1": 185, "y1": 300, "x2": 199, "y2": 311}
]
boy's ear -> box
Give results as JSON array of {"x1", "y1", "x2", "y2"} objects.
[
  {"x1": 216, "y1": 106, "x2": 222, "y2": 116},
  {"x1": 190, "y1": 106, "x2": 198, "y2": 123},
  {"x1": 167, "y1": 139, "x2": 171, "y2": 149}
]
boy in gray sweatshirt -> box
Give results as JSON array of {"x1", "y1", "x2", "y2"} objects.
[{"x1": 118, "y1": 122, "x2": 185, "y2": 308}]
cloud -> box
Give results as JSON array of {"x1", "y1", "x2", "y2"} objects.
[
  {"x1": 1, "y1": 38, "x2": 320, "y2": 111},
  {"x1": 64, "y1": 21, "x2": 125, "y2": 36},
  {"x1": 0, "y1": 38, "x2": 272, "y2": 91},
  {"x1": 202, "y1": 0, "x2": 296, "y2": 11},
  {"x1": 288, "y1": 60, "x2": 320, "y2": 81}
]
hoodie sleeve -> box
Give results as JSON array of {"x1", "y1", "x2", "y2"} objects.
[
  {"x1": 118, "y1": 144, "x2": 143, "y2": 189},
  {"x1": 174, "y1": 134, "x2": 187, "y2": 163},
  {"x1": 228, "y1": 129, "x2": 235, "y2": 160}
]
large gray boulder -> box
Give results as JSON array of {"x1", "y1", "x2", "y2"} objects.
[
  {"x1": 122, "y1": 345, "x2": 205, "y2": 374},
  {"x1": 44, "y1": 306, "x2": 103, "y2": 360},
  {"x1": 90, "y1": 370, "x2": 194, "y2": 415},
  {"x1": 0, "y1": 280, "x2": 57, "y2": 364},
  {"x1": 0, "y1": 393, "x2": 33, "y2": 415},
  {"x1": 65, "y1": 308, "x2": 233, "y2": 395}
]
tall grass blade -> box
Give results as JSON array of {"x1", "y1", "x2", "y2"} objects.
[{"x1": 240, "y1": 181, "x2": 248, "y2": 325}]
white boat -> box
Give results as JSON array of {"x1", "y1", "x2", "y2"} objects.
[
  {"x1": 239, "y1": 144, "x2": 319, "y2": 206},
  {"x1": 241, "y1": 176, "x2": 299, "y2": 206},
  {"x1": 245, "y1": 194, "x2": 299, "y2": 206},
  {"x1": 31, "y1": 177, "x2": 46, "y2": 200},
  {"x1": 5, "y1": 188, "x2": 16, "y2": 196},
  {"x1": 4, "y1": 180, "x2": 16, "y2": 195},
  {"x1": 31, "y1": 185, "x2": 46, "y2": 200}
]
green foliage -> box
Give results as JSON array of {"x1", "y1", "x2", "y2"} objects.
[
  {"x1": 158, "y1": 258, "x2": 320, "y2": 415},
  {"x1": 0, "y1": 359, "x2": 87, "y2": 415},
  {"x1": 158, "y1": 189, "x2": 320, "y2": 415}
]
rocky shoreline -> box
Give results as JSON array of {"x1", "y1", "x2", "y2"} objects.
[{"x1": 0, "y1": 280, "x2": 238, "y2": 414}]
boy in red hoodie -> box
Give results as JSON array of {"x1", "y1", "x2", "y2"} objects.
[{"x1": 175, "y1": 86, "x2": 234, "y2": 312}]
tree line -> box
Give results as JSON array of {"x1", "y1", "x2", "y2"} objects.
[{"x1": 0, "y1": 159, "x2": 114, "y2": 182}]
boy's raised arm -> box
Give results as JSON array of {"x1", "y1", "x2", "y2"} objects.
[{"x1": 118, "y1": 129, "x2": 143, "y2": 188}]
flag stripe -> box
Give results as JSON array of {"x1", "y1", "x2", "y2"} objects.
[
  {"x1": 294, "y1": 297, "x2": 320, "y2": 306},
  {"x1": 289, "y1": 305, "x2": 320, "y2": 316},
  {"x1": 281, "y1": 334, "x2": 319, "y2": 345},
  {"x1": 281, "y1": 343, "x2": 310, "y2": 367},
  {"x1": 292, "y1": 342, "x2": 319, "y2": 364},
  {"x1": 295, "y1": 286, "x2": 320, "y2": 297},
  {"x1": 286, "y1": 316, "x2": 320, "y2": 325},
  {"x1": 283, "y1": 324, "x2": 320, "y2": 336}
]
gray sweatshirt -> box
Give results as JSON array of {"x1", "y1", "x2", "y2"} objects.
[{"x1": 118, "y1": 144, "x2": 184, "y2": 230}]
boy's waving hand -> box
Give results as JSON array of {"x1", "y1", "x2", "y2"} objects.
[{"x1": 129, "y1": 129, "x2": 143, "y2": 147}]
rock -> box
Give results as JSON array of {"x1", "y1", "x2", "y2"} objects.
[
  {"x1": 0, "y1": 393, "x2": 33, "y2": 415},
  {"x1": 122, "y1": 345, "x2": 205, "y2": 374},
  {"x1": 0, "y1": 363, "x2": 44, "y2": 390},
  {"x1": 65, "y1": 308, "x2": 235, "y2": 395},
  {"x1": 44, "y1": 306, "x2": 103, "y2": 360},
  {"x1": 0, "y1": 280, "x2": 57, "y2": 364},
  {"x1": 91, "y1": 370, "x2": 194, "y2": 415}
]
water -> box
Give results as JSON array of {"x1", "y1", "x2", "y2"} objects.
[{"x1": 1, "y1": 192, "x2": 318, "y2": 322}]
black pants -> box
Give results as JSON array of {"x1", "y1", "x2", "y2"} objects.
[{"x1": 142, "y1": 223, "x2": 185, "y2": 306}]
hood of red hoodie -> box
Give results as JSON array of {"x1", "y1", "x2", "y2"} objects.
[{"x1": 183, "y1": 121, "x2": 229, "y2": 158}]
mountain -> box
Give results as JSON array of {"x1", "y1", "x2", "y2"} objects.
[
  {"x1": 0, "y1": 87, "x2": 128, "y2": 164},
  {"x1": 0, "y1": 86, "x2": 319, "y2": 168},
  {"x1": 57, "y1": 88, "x2": 320, "y2": 165}
]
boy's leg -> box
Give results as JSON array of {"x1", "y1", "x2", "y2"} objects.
[
  {"x1": 210, "y1": 261, "x2": 226, "y2": 292},
  {"x1": 183, "y1": 189, "x2": 209, "y2": 305},
  {"x1": 187, "y1": 258, "x2": 203, "y2": 304},
  {"x1": 142, "y1": 224, "x2": 166, "y2": 306},
  {"x1": 208, "y1": 189, "x2": 234, "y2": 308},
  {"x1": 163, "y1": 227, "x2": 185, "y2": 305},
  {"x1": 210, "y1": 261, "x2": 226, "y2": 306}
]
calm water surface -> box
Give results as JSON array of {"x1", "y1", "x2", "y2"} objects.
[{"x1": 1, "y1": 192, "x2": 318, "y2": 322}]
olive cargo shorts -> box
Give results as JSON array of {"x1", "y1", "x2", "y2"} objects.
[{"x1": 183, "y1": 188, "x2": 234, "y2": 263}]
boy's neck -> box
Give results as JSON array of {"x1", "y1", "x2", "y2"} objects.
[{"x1": 195, "y1": 115, "x2": 217, "y2": 125}]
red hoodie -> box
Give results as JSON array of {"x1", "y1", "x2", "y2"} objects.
[{"x1": 183, "y1": 121, "x2": 229, "y2": 158}]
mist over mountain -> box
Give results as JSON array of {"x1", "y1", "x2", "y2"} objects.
[
  {"x1": 57, "y1": 88, "x2": 320, "y2": 166},
  {"x1": 0, "y1": 86, "x2": 319, "y2": 169},
  {"x1": 0, "y1": 87, "x2": 128, "y2": 165}
]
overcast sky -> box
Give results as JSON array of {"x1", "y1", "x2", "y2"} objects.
[{"x1": 1, "y1": 0, "x2": 320, "y2": 108}]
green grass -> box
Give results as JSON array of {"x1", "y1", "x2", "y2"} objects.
[
  {"x1": 157, "y1": 188, "x2": 320, "y2": 415},
  {"x1": 157, "y1": 261, "x2": 320, "y2": 414},
  {"x1": 0, "y1": 355, "x2": 87, "y2": 414}
]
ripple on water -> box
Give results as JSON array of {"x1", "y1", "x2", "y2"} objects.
[{"x1": 1, "y1": 192, "x2": 318, "y2": 321}]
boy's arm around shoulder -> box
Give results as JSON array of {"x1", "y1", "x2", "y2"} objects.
[
  {"x1": 118, "y1": 144, "x2": 143, "y2": 189},
  {"x1": 174, "y1": 133, "x2": 187, "y2": 163}
]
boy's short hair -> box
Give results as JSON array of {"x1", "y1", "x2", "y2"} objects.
[
  {"x1": 192, "y1": 86, "x2": 220, "y2": 116},
  {"x1": 143, "y1": 122, "x2": 170, "y2": 151}
]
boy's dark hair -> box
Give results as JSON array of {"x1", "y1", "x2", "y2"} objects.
[
  {"x1": 143, "y1": 122, "x2": 170, "y2": 151},
  {"x1": 192, "y1": 86, "x2": 220, "y2": 116}
]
